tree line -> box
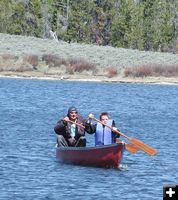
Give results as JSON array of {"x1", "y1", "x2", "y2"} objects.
[{"x1": 0, "y1": 0, "x2": 178, "y2": 52}]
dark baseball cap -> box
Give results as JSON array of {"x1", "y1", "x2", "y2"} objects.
[{"x1": 68, "y1": 106, "x2": 78, "y2": 115}]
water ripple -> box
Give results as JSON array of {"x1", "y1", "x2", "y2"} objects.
[{"x1": 0, "y1": 78, "x2": 178, "y2": 200}]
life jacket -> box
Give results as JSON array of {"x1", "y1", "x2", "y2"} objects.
[{"x1": 95, "y1": 119, "x2": 114, "y2": 146}]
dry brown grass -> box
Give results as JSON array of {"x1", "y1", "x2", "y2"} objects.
[
  {"x1": 1, "y1": 51, "x2": 178, "y2": 80},
  {"x1": 1, "y1": 53, "x2": 17, "y2": 60},
  {"x1": 105, "y1": 67, "x2": 118, "y2": 78},
  {"x1": 41, "y1": 54, "x2": 96, "y2": 74},
  {"x1": 68, "y1": 58, "x2": 96, "y2": 72},
  {"x1": 0, "y1": 53, "x2": 35, "y2": 72},
  {"x1": 0, "y1": 53, "x2": 96, "y2": 75},
  {"x1": 124, "y1": 64, "x2": 178, "y2": 77},
  {"x1": 42, "y1": 54, "x2": 68, "y2": 67},
  {"x1": 23, "y1": 54, "x2": 39, "y2": 68}
]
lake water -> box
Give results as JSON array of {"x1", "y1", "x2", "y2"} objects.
[{"x1": 0, "y1": 78, "x2": 178, "y2": 200}]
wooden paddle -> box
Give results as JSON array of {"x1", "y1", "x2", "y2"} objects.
[
  {"x1": 116, "y1": 138, "x2": 139, "y2": 154},
  {"x1": 90, "y1": 115, "x2": 157, "y2": 156},
  {"x1": 67, "y1": 119, "x2": 85, "y2": 129},
  {"x1": 67, "y1": 119, "x2": 138, "y2": 154}
]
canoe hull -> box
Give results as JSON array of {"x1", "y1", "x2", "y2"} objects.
[{"x1": 56, "y1": 143, "x2": 124, "y2": 168}]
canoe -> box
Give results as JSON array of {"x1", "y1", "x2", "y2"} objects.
[{"x1": 56, "y1": 142, "x2": 125, "y2": 168}]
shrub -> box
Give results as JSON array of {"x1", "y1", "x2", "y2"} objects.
[
  {"x1": 150, "y1": 64, "x2": 178, "y2": 77},
  {"x1": 14, "y1": 64, "x2": 34, "y2": 72},
  {"x1": 42, "y1": 54, "x2": 67, "y2": 67},
  {"x1": 159, "y1": 64, "x2": 178, "y2": 76},
  {"x1": 124, "y1": 65, "x2": 152, "y2": 77},
  {"x1": 134, "y1": 66, "x2": 153, "y2": 77},
  {"x1": 1, "y1": 53, "x2": 17, "y2": 60},
  {"x1": 168, "y1": 65, "x2": 178, "y2": 73},
  {"x1": 124, "y1": 66, "x2": 152, "y2": 77},
  {"x1": 68, "y1": 58, "x2": 96, "y2": 72},
  {"x1": 23, "y1": 54, "x2": 38, "y2": 67},
  {"x1": 124, "y1": 67, "x2": 133, "y2": 77},
  {"x1": 124, "y1": 64, "x2": 178, "y2": 77},
  {"x1": 106, "y1": 67, "x2": 118, "y2": 78}
]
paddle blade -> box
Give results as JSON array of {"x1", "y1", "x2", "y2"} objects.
[
  {"x1": 129, "y1": 138, "x2": 157, "y2": 156},
  {"x1": 116, "y1": 139, "x2": 139, "y2": 154},
  {"x1": 125, "y1": 143, "x2": 140, "y2": 154}
]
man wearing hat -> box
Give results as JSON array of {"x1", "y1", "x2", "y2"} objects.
[{"x1": 54, "y1": 106, "x2": 86, "y2": 147}]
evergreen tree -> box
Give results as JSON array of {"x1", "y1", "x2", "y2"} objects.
[
  {"x1": 0, "y1": 0, "x2": 177, "y2": 52},
  {"x1": 0, "y1": 0, "x2": 13, "y2": 33}
]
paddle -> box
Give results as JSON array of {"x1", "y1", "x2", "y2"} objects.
[
  {"x1": 67, "y1": 119, "x2": 85, "y2": 129},
  {"x1": 67, "y1": 119, "x2": 138, "y2": 154},
  {"x1": 116, "y1": 138, "x2": 139, "y2": 154},
  {"x1": 89, "y1": 115, "x2": 157, "y2": 156}
]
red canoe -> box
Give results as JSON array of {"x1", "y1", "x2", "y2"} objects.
[{"x1": 56, "y1": 143, "x2": 125, "y2": 168}]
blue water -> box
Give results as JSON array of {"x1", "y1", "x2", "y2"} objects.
[{"x1": 0, "y1": 78, "x2": 178, "y2": 200}]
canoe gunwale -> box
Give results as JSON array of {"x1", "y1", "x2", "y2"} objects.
[{"x1": 56, "y1": 142, "x2": 124, "y2": 151}]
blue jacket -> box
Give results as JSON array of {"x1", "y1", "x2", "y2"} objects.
[{"x1": 95, "y1": 120, "x2": 117, "y2": 145}]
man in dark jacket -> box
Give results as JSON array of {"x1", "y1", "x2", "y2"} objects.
[{"x1": 54, "y1": 106, "x2": 86, "y2": 147}]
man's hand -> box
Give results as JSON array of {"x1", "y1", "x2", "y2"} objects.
[
  {"x1": 88, "y1": 113, "x2": 94, "y2": 119},
  {"x1": 112, "y1": 127, "x2": 117, "y2": 131},
  {"x1": 63, "y1": 116, "x2": 69, "y2": 122}
]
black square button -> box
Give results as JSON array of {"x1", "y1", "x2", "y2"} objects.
[{"x1": 163, "y1": 185, "x2": 178, "y2": 200}]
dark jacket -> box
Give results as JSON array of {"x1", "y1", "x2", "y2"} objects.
[{"x1": 54, "y1": 115, "x2": 85, "y2": 141}]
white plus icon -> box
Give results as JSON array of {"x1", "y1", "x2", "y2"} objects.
[{"x1": 166, "y1": 188, "x2": 175, "y2": 197}]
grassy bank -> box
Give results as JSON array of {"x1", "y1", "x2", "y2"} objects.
[{"x1": 0, "y1": 33, "x2": 178, "y2": 84}]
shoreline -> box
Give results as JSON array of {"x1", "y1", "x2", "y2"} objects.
[
  {"x1": 1, "y1": 72, "x2": 178, "y2": 85},
  {"x1": 1, "y1": 34, "x2": 178, "y2": 86}
]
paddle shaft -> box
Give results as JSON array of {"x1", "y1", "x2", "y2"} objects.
[
  {"x1": 67, "y1": 119, "x2": 85, "y2": 129},
  {"x1": 92, "y1": 117, "x2": 129, "y2": 139},
  {"x1": 68, "y1": 118, "x2": 138, "y2": 154},
  {"x1": 68, "y1": 118, "x2": 122, "y2": 135}
]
